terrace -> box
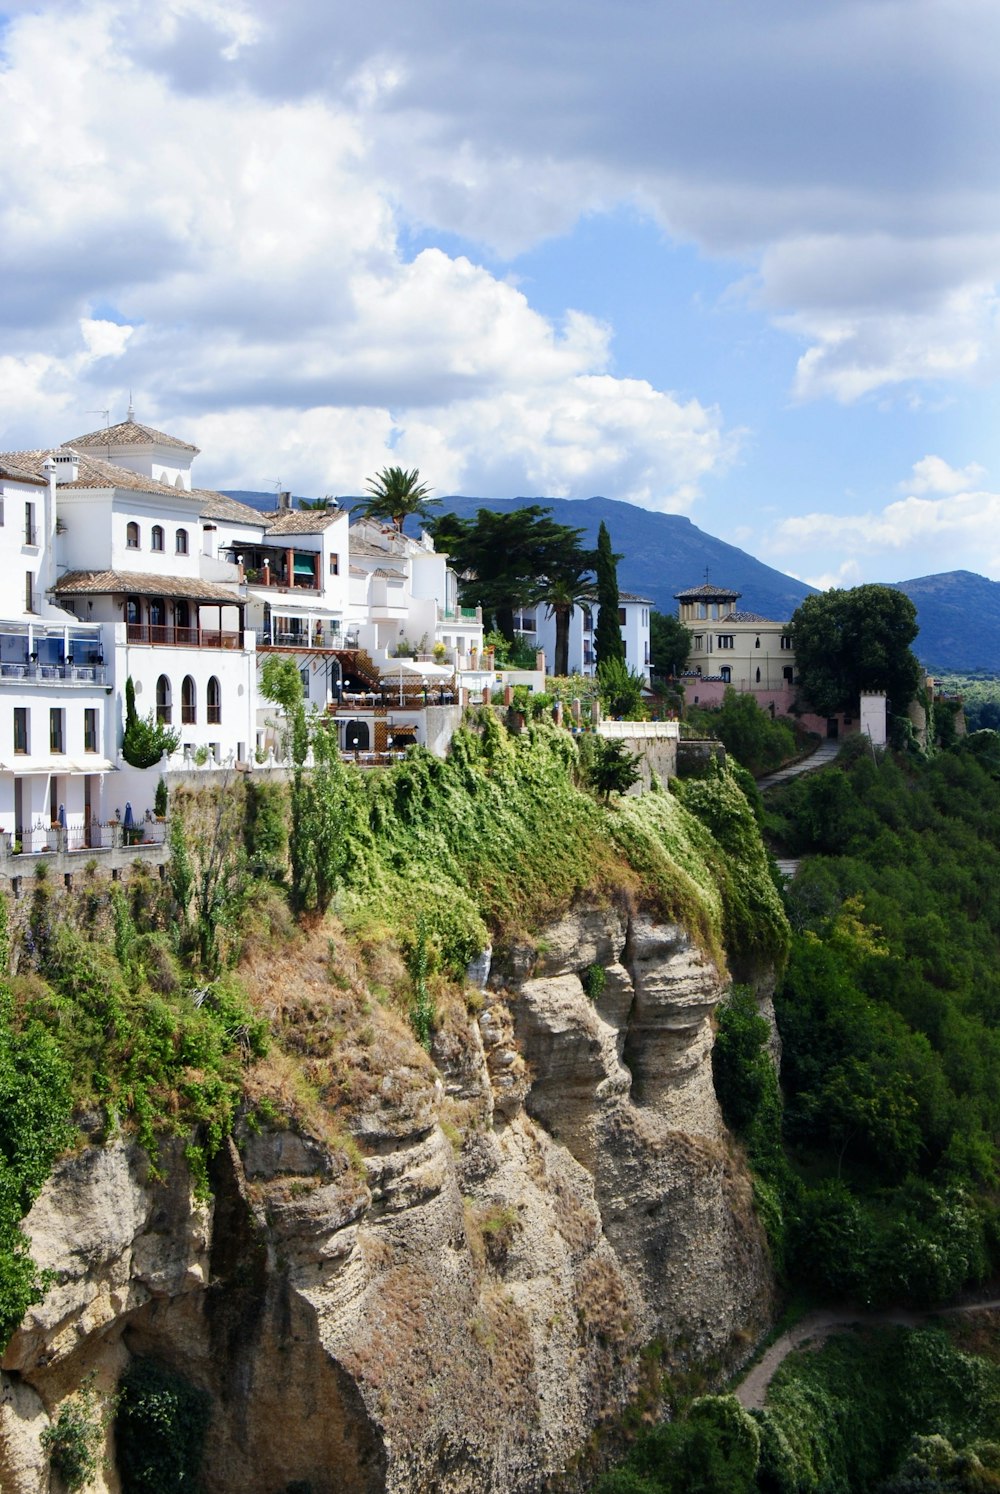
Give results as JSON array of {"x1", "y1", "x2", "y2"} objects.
[{"x1": 0, "y1": 625, "x2": 106, "y2": 685}]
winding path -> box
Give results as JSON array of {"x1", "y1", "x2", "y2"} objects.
[
  {"x1": 755, "y1": 738, "x2": 843, "y2": 793},
  {"x1": 735, "y1": 1297, "x2": 1000, "y2": 1411}
]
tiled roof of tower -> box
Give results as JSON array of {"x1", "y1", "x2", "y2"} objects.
[
  {"x1": 729, "y1": 610, "x2": 774, "y2": 623},
  {"x1": 66, "y1": 418, "x2": 198, "y2": 453},
  {"x1": 674, "y1": 583, "x2": 742, "y2": 600}
]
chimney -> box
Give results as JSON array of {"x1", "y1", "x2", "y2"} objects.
[
  {"x1": 51, "y1": 449, "x2": 79, "y2": 484},
  {"x1": 278, "y1": 490, "x2": 291, "y2": 511}
]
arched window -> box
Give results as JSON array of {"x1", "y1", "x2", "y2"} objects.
[
  {"x1": 125, "y1": 596, "x2": 141, "y2": 626},
  {"x1": 126, "y1": 521, "x2": 140, "y2": 549},
  {"x1": 175, "y1": 601, "x2": 191, "y2": 632},
  {"x1": 755, "y1": 667, "x2": 761, "y2": 683},
  {"x1": 175, "y1": 529, "x2": 189, "y2": 555},
  {"x1": 156, "y1": 675, "x2": 172, "y2": 725},
  {"x1": 181, "y1": 675, "x2": 196, "y2": 724},
  {"x1": 149, "y1": 597, "x2": 165, "y2": 628},
  {"x1": 206, "y1": 675, "x2": 221, "y2": 725},
  {"x1": 151, "y1": 525, "x2": 164, "y2": 552}
]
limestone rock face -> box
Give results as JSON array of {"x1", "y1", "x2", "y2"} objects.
[{"x1": 1, "y1": 903, "x2": 774, "y2": 1493}]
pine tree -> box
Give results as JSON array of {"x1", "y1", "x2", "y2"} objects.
[{"x1": 593, "y1": 521, "x2": 625, "y2": 669}]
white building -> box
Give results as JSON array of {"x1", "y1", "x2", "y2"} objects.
[
  {"x1": 518, "y1": 592, "x2": 652, "y2": 680},
  {"x1": 0, "y1": 456, "x2": 111, "y2": 850}
]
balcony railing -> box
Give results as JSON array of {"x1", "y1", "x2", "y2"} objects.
[
  {"x1": 0, "y1": 662, "x2": 107, "y2": 685},
  {"x1": 254, "y1": 628, "x2": 341, "y2": 650},
  {"x1": 127, "y1": 624, "x2": 242, "y2": 649}
]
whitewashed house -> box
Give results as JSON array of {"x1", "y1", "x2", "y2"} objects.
[
  {"x1": 519, "y1": 592, "x2": 652, "y2": 681},
  {"x1": 0, "y1": 456, "x2": 110, "y2": 851}
]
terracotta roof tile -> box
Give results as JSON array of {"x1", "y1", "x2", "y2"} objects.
[
  {"x1": 53, "y1": 570, "x2": 241, "y2": 603},
  {"x1": 263, "y1": 508, "x2": 342, "y2": 535},
  {"x1": 66, "y1": 418, "x2": 197, "y2": 453}
]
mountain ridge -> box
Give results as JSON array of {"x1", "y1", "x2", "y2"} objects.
[{"x1": 222, "y1": 491, "x2": 1000, "y2": 672}]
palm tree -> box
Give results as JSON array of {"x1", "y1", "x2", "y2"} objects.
[
  {"x1": 355, "y1": 466, "x2": 439, "y2": 532},
  {"x1": 538, "y1": 562, "x2": 597, "y2": 677}
]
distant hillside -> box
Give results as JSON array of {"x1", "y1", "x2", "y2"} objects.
[
  {"x1": 890, "y1": 571, "x2": 1000, "y2": 673},
  {"x1": 223, "y1": 490, "x2": 1000, "y2": 672},
  {"x1": 432, "y1": 495, "x2": 815, "y2": 622}
]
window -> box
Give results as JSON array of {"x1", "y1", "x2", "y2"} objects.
[
  {"x1": 49, "y1": 708, "x2": 64, "y2": 753},
  {"x1": 156, "y1": 675, "x2": 172, "y2": 725},
  {"x1": 617, "y1": 607, "x2": 627, "y2": 625},
  {"x1": 755, "y1": 667, "x2": 761, "y2": 683},
  {"x1": 181, "y1": 676, "x2": 196, "y2": 725},
  {"x1": 780, "y1": 635, "x2": 793, "y2": 651},
  {"x1": 126, "y1": 596, "x2": 141, "y2": 626},
  {"x1": 24, "y1": 573, "x2": 34, "y2": 613},
  {"x1": 126, "y1": 521, "x2": 140, "y2": 549},
  {"x1": 24, "y1": 503, "x2": 36, "y2": 546},
  {"x1": 329, "y1": 554, "x2": 340, "y2": 575},
  {"x1": 755, "y1": 636, "x2": 761, "y2": 649},
  {"x1": 207, "y1": 675, "x2": 221, "y2": 725},
  {"x1": 151, "y1": 525, "x2": 164, "y2": 552},
  {"x1": 717, "y1": 635, "x2": 734, "y2": 649},
  {"x1": 13, "y1": 708, "x2": 28, "y2": 755},
  {"x1": 782, "y1": 666, "x2": 793, "y2": 683},
  {"x1": 720, "y1": 666, "x2": 731, "y2": 684},
  {"x1": 175, "y1": 529, "x2": 189, "y2": 555},
  {"x1": 692, "y1": 634, "x2": 703, "y2": 650},
  {"x1": 83, "y1": 708, "x2": 98, "y2": 753}
]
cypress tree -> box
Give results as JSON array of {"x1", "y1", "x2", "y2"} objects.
[{"x1": 594, "y1": 521, "x2": 625, "y2": 669}]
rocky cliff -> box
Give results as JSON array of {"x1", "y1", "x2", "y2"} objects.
[{"x1": 0, "y1": 900, "x2": 773, "y2": 1493}]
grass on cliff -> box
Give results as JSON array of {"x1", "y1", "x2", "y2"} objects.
[{"x1": 0, "y1": 715, "x2": 789, "y2": 1351}]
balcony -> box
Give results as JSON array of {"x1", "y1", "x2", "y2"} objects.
[
  {"x1": 438, "y1": 606, "x2": 482, "y2": 623},
  {"x1": 0, "y1": 662, "x2": 107, "y2": 685},
  {"x1": 254, "y1": 626, "x2": 342, "y2": 651},
  {"x1": 126, "y1": 624, "x2": 243, "y2": 650}
]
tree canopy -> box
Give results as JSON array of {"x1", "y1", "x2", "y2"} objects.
[
  {"x1": 429, "y1": 505, "x2": 590, "y2": 642},
  {"x1": 791, "y1": 584, "x2": 922, "y2": 717},
  {"x1": 649, "y1": 610, "x2": 691, "y2": 677},
  {"x1": 354, "y1": 466, "x2": 439, "y2": 532},
  {"x1": 593, "y1": 521, "x2": 624, "y2": 670}
]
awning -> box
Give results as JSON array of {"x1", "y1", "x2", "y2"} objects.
[{"x1": 0, "y1": 757, "x2": 116, "y2": 774}]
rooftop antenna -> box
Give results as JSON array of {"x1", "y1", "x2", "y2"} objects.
[
  {"x1": 703, "y1": 566, "x2": 711, "y2": 585},
  {"x1": 126, "y1": 390, "x2": 135, "y2": 422},
  {"x1": 86, "y1": 409, "x2": 111, "y2": 461}
]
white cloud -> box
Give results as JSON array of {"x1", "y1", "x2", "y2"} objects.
[
  {"x1": 902, "y1": 454, "x2": 986, "y2": 495},
  {"x1": 0, "y1": 2, "x2": 735, "y2": 505},
  {"x1": 764, "y1": 471, "x2": 1000, "y2": 582}
]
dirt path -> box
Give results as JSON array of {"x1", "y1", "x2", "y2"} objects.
[{"x1": 735, "y1": 1297, "x2": 1000, "y2": 1410}]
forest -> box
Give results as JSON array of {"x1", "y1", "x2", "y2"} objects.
[{"x1": 600, "y1": 727, "x2": 1000, "y2": 1492}]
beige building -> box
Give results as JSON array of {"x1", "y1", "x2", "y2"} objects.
[{"x1": 676, "y1": 583, "x2": 795, "y2": 702}]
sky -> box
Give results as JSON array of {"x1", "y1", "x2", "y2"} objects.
[{"x1": 1, "y1": 0, "x2": 999, "y2": 589}]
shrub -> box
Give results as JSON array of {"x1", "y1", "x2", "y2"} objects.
[
  {"x1": 121, "y1": 677, "x2": 180, "y2": 770},
  {"x1": 41, "y1": 1379, "x2": 104, "y2": 1491},
  {"x1": 115, "y1": 1358, "x2": 210, "y2": 1494}
]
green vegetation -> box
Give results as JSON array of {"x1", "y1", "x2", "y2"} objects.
[
  {"x1": 790, "y1": 584, "x2": 922, "y2": 717},
  {"x1": 354, "y1": 464, "x2": 439, "y2": 532},
  {"x1": 115, "y1": 1357, "x2": 211, "y2": 1494},
  {"x1": 586, "y1": 737, "x2": 642, "y2": 802},
  {"x1": 0, "y1": 896, "x2": 73, "y2": 1344},
  {"x1": 685, "y1": 688, "x2": 800, "y2": 775},
  {"x1": 599, "y1": 1326, "x2": 1000, "y2": 1494},
  {"x1": 430, "y1": 505, "x2": 590, "y2": 641},
  {"x1": 594, "y1": 520, "x2": 625, "y2": 670},
  {"x1": 41, "y1": 1376, "x2": 105, "y2": 1491},
  {"x1": 649, "y1": 610, "x2": 692, "y2": 679},
  {"x1": 121, "y1": 675, "x2": 180, "y2": 769},
  {"x1": 598, "y1": 657, "x2": 648, "y2": 720},
  {"x1": 933, "y1": 673, "x2": 1000, "y2": 733}
]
